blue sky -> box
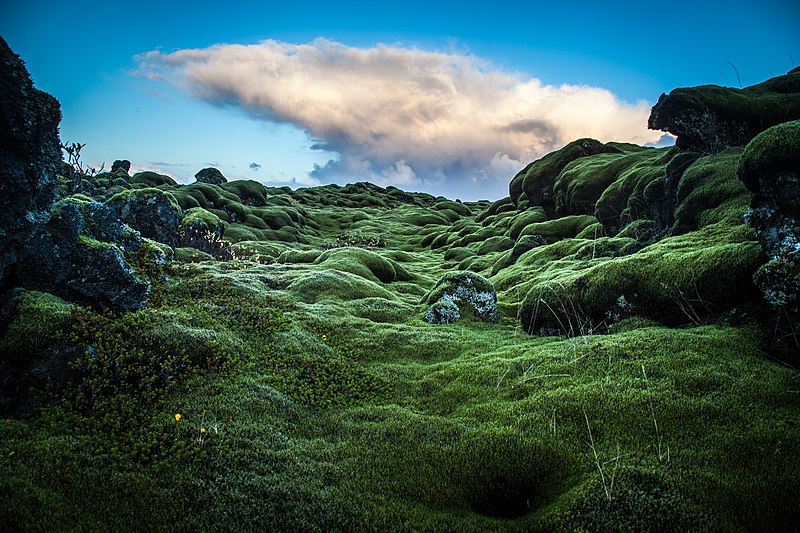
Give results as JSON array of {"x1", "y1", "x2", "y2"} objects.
[{"x1": 2, "y1": 0, "x2": 798, "y2": 200}]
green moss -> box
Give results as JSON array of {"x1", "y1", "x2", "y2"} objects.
[
  {"x1": 738, "y1": 119, "x2": 800, "y2": 190},
  {"x1": 174, "y1": 247, "x2": 214, "y2": 262},
  {"x1": 107, "y1": 187, "x2": 180, "y2": 211},
  {"x1": 288, "y1": 270, "x2": 393, "y2": 303},
  {"x1": 507, "y1": 207, "x2": 548, "y2": 240},
  {"x1": 342, "y1": 297, "x2": 416, "y2": 323},
  {"x1": 314, "y1": 247, "x2": 401, "y2": 283},
  {"x1": 0, "y1": 290, "x2": 73, "y2": 360},
  {"x1": 475, "y1": 235, "x2": 515, "y2": 256},
  {"x1": 277, "y1": 249, "x2": 322, "y2": 264},
  {"x1": 519, "y1": 224, "x2": 764, "y2": 334},
  {"x1": 221, "y1": 180, "x2": 268, "y2": 206},
  {"x1": 518, "y1": 215, "x2": 598, "y2": 243},
  {"x1": 674, "y1": 148, "x2": 749, "y2": 231},
  {"x1": 129, "y1": 171, "x2": 177, "y2": 187}
]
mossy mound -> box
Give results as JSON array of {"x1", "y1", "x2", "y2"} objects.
[
  {"x1": 287, "y1": 269, "x2": 393, "y2": 303},
  {"x1": 510, "y1": 138, "x2": 621, "y2": 210},
  {"x1": 518, "y1": 224, "x2": 763, "y2": 335},
  {"x1": 314, "y1": 247, "x2": 408, "y2": 284}
]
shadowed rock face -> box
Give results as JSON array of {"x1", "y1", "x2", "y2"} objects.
[
  {"x1": 648, "y1": 68, "x2": 800, "y2": 153},
  {"x1": 0, "y1": 36, "x2": 61, "y2": 284}
]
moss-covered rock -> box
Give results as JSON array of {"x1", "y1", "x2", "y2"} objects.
[
  {"x1": 648, "y1": 68, "x2": 800, "y2": 152},
  {"x1": 314, "y1": 247, "x2": 404, "y2": 284},
  {"x1": 422, "y1": 270, "x2": 497, "y2": 322},
  {"x1": 130, "y1": 171, "x2": 177, "y2": 188},
  {"x1": 738, "y1": 120, "x2": 800, "y2": 346},
  {"x1": 107, "y1": 188, "x2": 183, "y2": 247},
  {"x1": 287, "y1": 269, "x2": 393, "y2": 303},
  {"x1": 195, "y1": 167, "x2": 227, "y2": 185},
  {"x1": 518, "y1": 225, "x2": 763, "y2": 335},
  {"x1": 512, "y1": 138, "x2": 621, "y2": 212}
]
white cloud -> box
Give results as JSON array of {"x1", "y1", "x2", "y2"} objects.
[{"x1": 136, "y1": 38, "x2": 663, "y2": 198}]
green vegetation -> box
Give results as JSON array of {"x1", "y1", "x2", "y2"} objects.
[{"x1": 3, "y1": 135, "x2": 799, "y2": 531}]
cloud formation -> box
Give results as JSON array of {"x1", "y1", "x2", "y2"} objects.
[{"x1": 136, "y1": 39, "x2": 663, "y2": 198}]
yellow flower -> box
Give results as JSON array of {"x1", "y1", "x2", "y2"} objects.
[
  {"x1": 174, "y1": 413, "x2": 182, "y2": 422},
  {"x1": 200, "y1": 427, "x2": 206, "y2": 434}
]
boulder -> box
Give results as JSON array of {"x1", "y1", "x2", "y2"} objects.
[
  {"x1": 110, "y1": 159, "x2": 131, "y2": 175},
  {"x1": 0, "y1": 36, "x2": 61, "y2": 283},
  {"x1": 106, "y1": 188, "x2": 183, "y2": 247},
  {"x1": 15, "y1": 198, "x2": 150, "y2": 312},
  {"x1": 510, "y1": 139, "x2": 621, "y2": 214},
  {"x1": 738, "y1": 120, "x2": 800, "y2": 345},
  {"x1": 422, "y1": 271, "x2": 497, "y2": 323},
  {"x1": 195, "y1": 167, "x2": 228, "y2": 185},
  {"x1": 648, "y1": 68, "x2": 800, "y2": 153}
]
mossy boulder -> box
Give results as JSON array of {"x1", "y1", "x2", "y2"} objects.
[
  {"x1": 511, "y1": 139, "x2": 621, "y2": 213},
  {"x1": 422, "y1": 270, "x2": 497, "y2": 323},
  {"x1": 195, "y1": 167, "x2": 227, "y2": 185},
  {"x1": 130, "y1": 171, "x2": 177, "y2": 187},
  {"x1": 738, "y1": 120, "x2": 800, "y2": 344},
  {"x1": 648, "y1": 68, "x2": 800, "y2": 152},
  {"x1": 107, "y1": 188, "x2": 183, "y2": 247},
  {"x1": 287, "y1": 270, "x2": 393, "y2": 303},
  {"x1": 13, "y1": 200, "x2": 151, "y2": 312},
  {"x1": 314, "y1": 247, "x2": 406, "y2": 284},
  {"x1": 518, "y1": 225, "x2": 763, "y2": 335}
]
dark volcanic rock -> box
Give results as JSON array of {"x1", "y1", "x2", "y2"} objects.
[
  {"x1": 0, "y1": 36, "x2": 61, "y2": 285},
  {"x1": 195, "y1": 167, "x2": 228, "y2": 185},
  {"x1": 107, "y1": 188, "x2": 183, "y2": 247},
  {"x1": 15, "y1": 198, "x2": 149, "y2": 311},
  {"x1": 510, "y1": 139, "x2": 621, "y2": 215},
  {"x1": 738, "y1": 120, "x2": 800, "y2": 345},
  {"x1": 648, "y1": 68, "x2": 800, "y2": 153},
  {"x1": 111, "y1": 159, "x2": 131, "y2": 175}
]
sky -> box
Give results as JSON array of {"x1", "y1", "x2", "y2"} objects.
[{"x1": 2, "y1": 1, "x2": 798, "y2": 201}]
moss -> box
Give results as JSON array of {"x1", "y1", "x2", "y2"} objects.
[
  {"x1": 107, "y1": 187, "x2": 180, "y2": 211},
  {"x1": 515, "y1": 139, "x2": 621, "y2": 208},
  {"x1": 518, "y1": 215, "x2": 598, "y2": 243},
  {"x1": 591, "y1": 147, "x2": 674, "y2": 233},
  {"x1": 0, "y1": 290, "x2": 73, "y2": 360},
  {"x1": 221, "y1": 180, "x2": 268, "y2": 206},
  {"x1": 287, "y1": 269, "x2": 393, "y2": 303},
  {"x1": 434, "y1": 200, "x2": 472, "y2": 217},
  {"x1": 174, "y1": 247, "x2": 214, "y2": 262},
  {"x1": 342, "y1": 297, "x2": 415, "y2": 323},
  {"x1": 738, "y1": 119, "x2": 800, "y2": 191},
  {"x1": 129, "y1": 171, "x2": 177, "y2": 187},
  {"x1": 519, "y1": 224, "x2": 764, "y2": 334},
  {"x1": 181, "y1": 207, "x2": 221, "y2": 230},
  {"x1": 674, "y1": 148, "x2": 749, "y2": 231},
  {"x1": 507, "y1": 207, "x2": 548, "y2": 240},
  {"x1": 314, "y1": 247, "x2": 399, "y2": 284},
  {"x1": 277, "y1": 249, "x2": 322, "y2": 264}
]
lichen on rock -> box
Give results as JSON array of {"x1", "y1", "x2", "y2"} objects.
[{"x1": 422, "y1": 270, "x2": 498, "y2": 323}]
